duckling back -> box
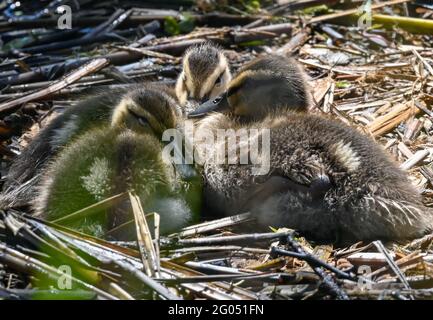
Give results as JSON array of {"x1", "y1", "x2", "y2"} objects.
[{"x1": 267, "y1": 114, "x2": 431, "y2": 241}]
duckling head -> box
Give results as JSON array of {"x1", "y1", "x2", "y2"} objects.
[
  {"x1": 175, "y1": 42, "x2": 231, "y2": 108},
  {"x1": 111, "y1": 84, "x2": 180, "y2": 137},
  {"x1": 188, "y1": 59, "x2": 311, "y2": 122}
]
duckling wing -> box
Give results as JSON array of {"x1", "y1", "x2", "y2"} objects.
[{"x1": 240, "y1": 174, "x2": 332, "y2": 213}]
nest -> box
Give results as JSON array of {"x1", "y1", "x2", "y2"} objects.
[{"x1": 1, "y1": 0, "x2": 433, "y2": 300}]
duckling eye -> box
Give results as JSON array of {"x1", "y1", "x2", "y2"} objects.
[
  {"x1": 213, "y1": 97, "x2": 222, "y2": 104},
  {"x1": 129, "y1": 109, "x2": 149, "y2": 127},
  {"x1": 137, "y1": 116, "x2": 149, "y2": 126},
  {"x1": 215, "y1": 74, "x2": 223, "y2": 86}
]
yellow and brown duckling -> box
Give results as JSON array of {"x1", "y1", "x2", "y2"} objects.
[
  {"x1": 188, "y1": 56, "x2": 432, "y2": 242},
  {"x1": 33, "y1": 85, "x2": 201, "y2": 239},
  {"x1": 0, "y1": 84, "x2": 182, "y2": 209},
  {"x1": 175, "y1": 42, "x2": 232, "y2": 113}
]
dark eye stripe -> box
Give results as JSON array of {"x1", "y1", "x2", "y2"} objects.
[
  {"x1": 215, "y1": 74, "x2": 223, "y2": 85},
  {"x1": 129, "y1": 109, "x2": 149, "y2": 124}
]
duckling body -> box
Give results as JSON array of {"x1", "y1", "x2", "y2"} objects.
[
  {"x1": 175, "y1": 42, "x2": 231, "y2": 112},
  {"x1": 1, "y1": 84, "x2": 180, "y2": 208},
  {"x1": 196, "y1": 112, "x2": 431, "y2": 241},
  {"x1": 189, "y1": 56, "x2": 432, "y2": 242},
  {"x1": 34, "y1": 127, "x2": 201, "y2": 238}
]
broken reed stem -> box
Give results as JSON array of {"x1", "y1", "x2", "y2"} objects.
[
  {"x1": 157, "y1": 272, "x2": 312, "y2": 285},
  {"x1": 367, "y1": 102, "x2": 420, "y2": 137},
  {"x1": 400, "y1": 149, "x2": 430, "y2": 170},
  {"x1": 170, "y1": 212, "x2": 253, "y2": 238},
  {"x1": 129, "y1": 192, "x2": 159, "y2": 277},
  {"x1": 372, "y1": 241, "x2": 414, "y2": 300},
  {"x1": 166, "y1": 245, "x2": 269, "y2": 254},
  {"x1": 113, "y1": 45, "x2": 180, "y2": 62},
  {"x1": 52, "y1": 193, "x2": 128, "y2": 224},
  {"x1": 184, "y1": 261, "x2": 250, "y2": 275},
  {"x1": 113, "y1": 259, "x2": 181, "y2": 300},
  {"x1": 178, "y1": 230, "x2": 291, "y2": 246}
]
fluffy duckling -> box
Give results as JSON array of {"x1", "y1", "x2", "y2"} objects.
[
  {"x1": 175, "y1": 42, "x2": 232, "y2": 112},
  {"x1": 1, "y1": 84, "x2": 181, "y2": 208},
  {"x1": 188, "y1": 63, "x2": 432, "y2": 242},
  {"x1": 188, "y1": 54, "x2": 312, "y2": 119},
  {"x1": 33, "y1": 86, "x2": 201, "y2": 239}
]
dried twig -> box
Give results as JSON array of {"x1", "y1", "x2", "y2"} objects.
[{"x1": 0, "y1": 58, "x2": 109, "y2": 115}]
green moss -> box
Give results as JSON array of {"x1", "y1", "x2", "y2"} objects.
[
  {"x1": 164, "y1": 14, "x2": 195, "y2": 36},
  {"x1": 238, "y1": 40, "x2": 266, "y2": 47},
  {"x1": 179, "y1": 14, "x2": 195, "y2": 34},
  {"x1": 336, "y1": 81, "x2": 351, "y2": 89},
  {"x1": 164, "y1": 16, "x2": 180, "y2": 36},
  {"x1": 301, "y1": 5, "x2": 331, "y2": 15}
]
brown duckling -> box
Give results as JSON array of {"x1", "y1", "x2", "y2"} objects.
[
  {"x1": 175, "y1": 42, "x2": 232, "y2": 112},
  {"x1": 188, "y1": 54, "x2": 312, "y2": 119},
  {"x1": 188, "y1": 60, "x2": 432, "y2": 242}
]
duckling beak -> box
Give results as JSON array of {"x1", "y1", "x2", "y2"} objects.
[{"x1": 187, "y1": 94, "x2": 229, "y2": 118}]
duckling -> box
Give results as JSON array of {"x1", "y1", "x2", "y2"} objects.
[
  {"x1": 175, "y1": 42, "x2": 232, "y2": 113},
  {"x1": 188, "y1": 54, "x2": 312, "y2": 170},
  {"x1": 188, "y1": 54, "x2": 312, "y2": 119},
  {"x1": 188, "y1": 63, "x2": 432, "y2": 242},
  {"x1": 33, "y1": 86, "x2": 201, "y2": 239},
  {"x1": 1, "y1": 84, "x2": 181, "y2": 208}
]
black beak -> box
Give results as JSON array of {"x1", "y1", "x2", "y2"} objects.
[
  {"x1": 187, "y1": 94, "x2": 230, "y2": 118},
  {"x1": 187, "y1": 94, "x2": 209, "y2": 106}
]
